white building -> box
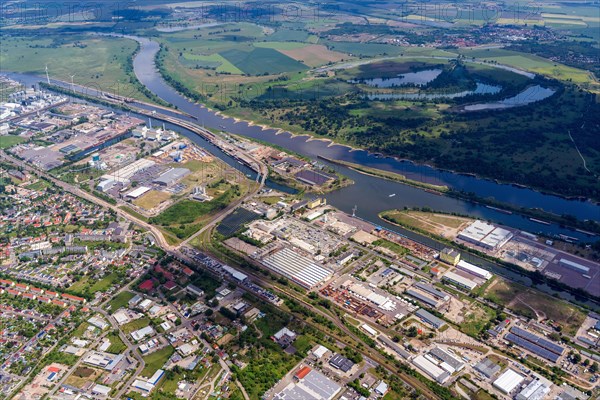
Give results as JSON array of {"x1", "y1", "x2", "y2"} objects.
[
  {"x1": 493, "y1": 369, "x2": 525, "y2": 394},
  {"x1": 456, "y1": 260, "x2": 492, "y2": 280}
]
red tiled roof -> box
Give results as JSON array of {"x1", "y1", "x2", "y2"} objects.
[
  {"x1": 139, "y1": 279, "x2": 154, "y2": 291},
  {"x1": 295, "y1": 366, "x2": 311, "y2": 380},
  {"x1": 163, "y1": 281, "x2": 177, "y2": 290},
  {"x1": 62, "y1": 293, "x2": 85, "y2": 302}
]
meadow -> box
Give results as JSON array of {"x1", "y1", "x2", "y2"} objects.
[{"x1": 0, "y1": 34, "x2": 157, "y2": 102}]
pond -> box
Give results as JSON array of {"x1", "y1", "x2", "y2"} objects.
[
  {"x1": 464, "y1": 85, "x2": 556, "y2": 111},
  {"x1": 367, "y1": 82, "x2": 502, "y2": 100},
  {"x1": 349, "y1": 68, "x2": 443, "y2": 87}
]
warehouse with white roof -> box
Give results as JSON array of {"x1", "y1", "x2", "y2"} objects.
[
  {"x1": 458, "y1": 220, "x2": 513, "y2": 250},
  {"x1": 125, "y1": 186, "x2": 151, "y2": 199},
  {"x1": 412, "y1": 355, "x2": 450, "y2": 384},
  {"x1": 493, "y1": 369, "x2": 525, "y2": 394},
  {"x1": 456, "y1": 260, "x2": 492, "y2": 280},
  {"x1": 261, "y1": 247, "x2": 332, "y2": 289}
]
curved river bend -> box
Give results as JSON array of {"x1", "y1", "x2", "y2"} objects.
[
  {"x1": 128, "y1": 36, "x2": 599, "y2": 233},
  {"x1": 5, "y1": 33, "x2": 599, "y2": 307}
]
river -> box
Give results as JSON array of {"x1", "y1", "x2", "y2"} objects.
[
  {"x1": 4, "y1": 34, "x2": 599, "y2": 307},
  {"x1": 124, "y1": 36, "x2": 600, "y2": 234}
]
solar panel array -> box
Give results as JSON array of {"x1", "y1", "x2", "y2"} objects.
[
  {"x1": 505, "y1": 333, "x2": 560, "y2": 363},
  {"x1": 510, "y1": 327, "x2": 564, "y2": 355}
]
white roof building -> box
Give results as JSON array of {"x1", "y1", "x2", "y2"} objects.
[
  {"x1": 131, "y1": 326, "x2": 155, "y2": 342},
  {"x1": 493, "y1": 369, "x2": 525, "y2": 394},
  {"x1": 412, "y1": 355, "x2": 450, "y2": 384},
  {"x1": 312, "y1": 345, "x2": 329, "y2": 359},
  {"x1": 516, "y1": 379, "x2": 551, "y2": 400},
  {"x1": 456, "y1": 260, "x2": 492, "y2": 280},
  {"x1": 125, "y1": 186, "x2": 151, "y2": 199}
]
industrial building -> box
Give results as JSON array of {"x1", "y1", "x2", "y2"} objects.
[
  {"x1": 152, "y1": 167, "x2": 190, "y2": 186},
  {"x1": 473, "y1": 358, "x2": 501, "y2": 378},
  {"x1": 96, "y1": 178, "x2": 116, "y2": 193},
  {"x1": 222, "y1": 265, "x2": 248, "y2": 282},
  {"x1": 377, "y1": 336, "x2": 411, "y2": 359},
  {"x1": 440, "y1": 248, "x2": 460, "y2": 266},
  {"x1": 125, "y1": 186, "x2": 151, "y2": 200},
  {"x1": 442, "y1": 271, "x2": 478, "y2": 291},
  {"x1": 559, "y1": 258, "x2": 590, "y2": 274},
  {"x1": 406, "y1": 289, "x2": 440, "y2": 308},
  {"x1": 83, "y1": 352, "x2": 124, "y2": 371},
  {"x1": 101, "y1": 158, "x2": 156, "y2": 184},
  {"x1": 412, "y1": 355, "x2": 450, "y2": 384},
  {"x1": 415, "y1": 309, "x2": 446, "y2": 330},
  {"x1": 505, "y1": 326, "x2": 564, "y2": 363},
  {"x1": 361, "y1": 323, "x2": 378, "y2": 337},
  {"x1": 428, "y1": 347, "x2": 465, "y2": 374},
  {"x1": 329, "y1": 353, "x2": 354, "y2": 372},
  {"x1": 342, "y1": 280, "x2": 397, "y2": 311},
  {"x1": 456, "y1": 260, "x2": 492, "y2": 280},
  {"x1": 493, "y1": 369, "x2": 525, "y2": 394},
  {"x1": 273, "y1": 367, "x2": 342, "y2": 400},
  {"x1": 261, "y1": 247, "x2": 332, "y2": 289},
  {"x1": 131, "y1": 326, "x2": 155, "y2": 342},
  {"x1": 515, "y1": 378, "x2": 551, "y2": 400},
  {"x1": 413, "y1": 282, "x2": 450, "y2": 301},
  {"x1": 458, "y1": 220, "x2": 513, "y2": 250}
]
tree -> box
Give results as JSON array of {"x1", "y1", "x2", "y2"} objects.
[{"x1": 407, "y1": 326, "x2": 418, "y2": 337}]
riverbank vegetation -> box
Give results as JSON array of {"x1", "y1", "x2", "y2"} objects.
[{"x1": 151, "y1": 20, "x2": 600, "y2": 201}]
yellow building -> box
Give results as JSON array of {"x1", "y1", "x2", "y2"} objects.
[
  {"x1": 440, "y1": 248, "x2": 460, "y2": 266},
  {"x1": 307, "y1": 198, "x2": 326, "y2": 209}
]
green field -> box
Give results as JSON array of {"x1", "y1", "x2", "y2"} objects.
[
  {"x1": 220, "y1": 47, "x2": 308, "y2": 75},
  {"x1": 0, "y1": 34, "x2": 157, "y2": 102},
  {"x1": 484, "y1": 279, "x2": 586, "y2": 335},
  {"x1": 458, "y1": 48, "x2": 596, "y2": 86},
  {"x1": 0, "y1": 135, "x2": 26, "y2": 149},
  {"x1": 106, "y1": 333, "x2": 127, "y2": 354},
  {"x1": 182, "y1": 52, "x2": 243, "y2": 74},
  {"x1": 141, "y1": 346, "x2": 175, "y2": 377},
  {"x1": 122, "y1": 317, "x2": 152, "y2": 335},
  {"x1": 107, "y1": 291, "x2": 135, "y2": 312},
  {"x1": 25, "y1": 180, "x2": 51, "y2": 191},
  {"x1": 254, "y1": 41, "x2": 307, "y2": 50}
]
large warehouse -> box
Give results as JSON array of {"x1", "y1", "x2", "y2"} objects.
[
  {"x1": 442, "y1": 271, "x2": 478, "y2": 291},
  {"x1": 153, "y1": 167, "x2": 190, "y2": 186},
  {"x1": 493, "y1": 369, "x2": 525, "y2": 394},
  {"x1": 412, "y1": 355, "x2": 450, "y2": 384},
  {"x1": 274, "y1": 367, "x2": 341, "y2": 400},
  {"x1": 261, "y1": 247, "x2": 332, "y2": 289},
  {"x1": 125, "y1": 186, "x2": 151, "y2": 200},
  {"x1": 458, "y1": 220, "x2": 513, "y2": 250},
  {"x1": 456, "y1": 260, "x2": 492, "y2": 280}
]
